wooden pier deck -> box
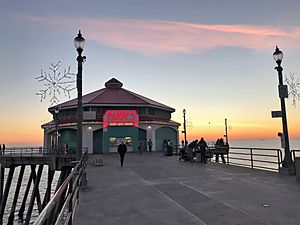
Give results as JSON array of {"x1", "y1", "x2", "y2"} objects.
[{"x1": 74, "y1": 152, "x2": 299, "y2": 225}]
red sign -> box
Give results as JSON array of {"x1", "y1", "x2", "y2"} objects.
[{"x1": 103, "y1": 110, "x2": 139, "y2": 127}]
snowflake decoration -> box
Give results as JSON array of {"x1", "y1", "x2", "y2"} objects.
[
  {"x1": 285, "y1": 73, "x2": 300, "y2": 107},
  {"x1": 35, "y1": 61, "x2": 76, "y2": 106}
]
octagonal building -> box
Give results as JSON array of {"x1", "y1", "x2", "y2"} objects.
[{"x1": 42, "y1": 78, "x2": 179, "y2": 154}]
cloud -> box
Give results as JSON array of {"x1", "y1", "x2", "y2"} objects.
[{"x1": 21, "y1": 15, "x2": 300, "y2": 55}]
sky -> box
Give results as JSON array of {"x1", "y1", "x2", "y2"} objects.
[{"x1": 1, "y1": 0, "x2": 300, "y2": 147}]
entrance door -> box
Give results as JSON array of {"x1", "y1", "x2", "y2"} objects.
[{"x1": 109, "y1": 137, "x2": 133, "y2": 152}]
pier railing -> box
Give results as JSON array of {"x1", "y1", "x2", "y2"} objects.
[
  {"x1": 291, "y1": 149, "x2": 300, "y2": 174},
  {"x1": 33, "y1": 150, "x2": 88, "y2": 225},
  {"x1": 0, "y1": 147, "x2": 80, "y2": 156},
  {"x1": 226, "y1": 147, "x2": 282, "y2": 171}
]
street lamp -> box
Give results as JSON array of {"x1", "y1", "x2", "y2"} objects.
[
  {"x1": 54, "y1": 108, "x2": 59, "y2": 156},
  {"x1": 273, "y1": 46, "x2": 293, "y2": 174},
  {"x1": 224, "y1": 118, "x2": 228, "y2": 145},
  {"x1": 183, "y1": 109, "x2": 187, "y2": 147},
  {"x1": 74, "y1": 30, "x2": 86, "y2": 160}
]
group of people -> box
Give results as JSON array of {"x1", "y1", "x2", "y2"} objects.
[
  {"x1": 138, "y1": 139, "x2": 153, "y2": 155},
  {"x1": 215, "y1": 138, "x2": 228, "y2": 164},
  {"x1": 181, "y1": 137, "x2": 209, "y2": 163},
  {"x1": 179, "y1": 137, "x2": 229, "y2": 164},
  {"x1": 117, "y1": 139, "x2": 153, "y2": 167},
  {"x1": 0, "y1": 144, "x2": 5, "y2": 155}
]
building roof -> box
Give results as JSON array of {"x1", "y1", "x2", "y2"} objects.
[{"x1": 49, "y1": 78, "x2": 175, "y2": 112}]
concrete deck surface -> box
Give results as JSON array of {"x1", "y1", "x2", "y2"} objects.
[{"x1": 74, "y1": 152, "x2": 299, "y2": 225}]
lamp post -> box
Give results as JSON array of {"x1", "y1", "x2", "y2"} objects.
[
  {"x1": 183, "y1": 109, "x2": 187, "y2": 147},
  {"x1": 273, "y1": 46, "x2": 293, "y2": 174},
  {"x1": 224, "y1": 118, "x2": 228, "y2": 145},
  {"x1": 74, "y1": 30, "x2": 86, "y2": 160},
  {"x1": 54, "y1": 108, "x2": 59, "y2": 156}
]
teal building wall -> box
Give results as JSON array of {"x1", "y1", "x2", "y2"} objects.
[
  {"x1": 155, "y1": 127, "x2": 177, "y2": 151},
  {"x1": 102, "y1": 126, "x2": 139, "y2": 154},
  {"x1": 93, "y1": 129, "x2": 103, "y2": 154}
]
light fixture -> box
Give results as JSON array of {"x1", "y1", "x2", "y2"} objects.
[{"x1": 273, "y1": 45, "x2": 283, "y2": 64}]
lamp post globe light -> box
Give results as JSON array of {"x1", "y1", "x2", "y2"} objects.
[
  {"x1": 74, "y1": 30, "x2": 86, "y2": 160},
  {"x1": 273, "y1": 46, "x2": 293, "y2": 174},
  {"x1": 183, "y1": 109, "x2": 187, "y2": 148}
]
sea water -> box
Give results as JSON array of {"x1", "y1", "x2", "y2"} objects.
[
  {"x1": 1, "y1": 165, "x2": 60, "y2": 224},
  {"x1": 229, "y1": 138, "x2": 300, "y2": 150}
]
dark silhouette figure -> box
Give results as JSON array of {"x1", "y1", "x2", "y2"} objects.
[
  {"x1": 147, "y1": 139, "x2": 153, "y2": 154},
  {"x1": 117, "y1": 141, "x2": 127, "y2": 167},
  {"x1": 138, "y1": 142, "x2": 143, "y2": 154},
  {"x1": 65, "y1": 143, "x2": 69, "y2": 153},
  {"x1": 187, "y1": 140, "x2": 198, "y2": 161},
  {"x1": 215, "y1": 138, "x2": 226, "y2": 164},
  {"x1": 166, "y1": 140, "x2": 173, "y2": 156},
  {"x1": 198, "y1": 137, "x2": 208, "y2": 163}
]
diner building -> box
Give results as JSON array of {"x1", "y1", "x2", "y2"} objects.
[{"x1": 42, "y1": 78, "x2": 180, "y2": 154}]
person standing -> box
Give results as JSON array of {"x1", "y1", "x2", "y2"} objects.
[
  {"x1": 198, "y1": 137, "x2": 208, "y2": 163},
  {"x1": 117, "y1": 141, "x2": 127, "y2": 167},
  {"x1": 138, "y1": 142, "x2": 143, "y2": 154},
  {"x1": 218, "y1": 138, "x2": 226, "y2": 164},
  {"x1": 147, "y1": 139, "x2": 153, "y2": 154}
]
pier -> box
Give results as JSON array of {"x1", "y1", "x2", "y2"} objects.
[
  {"x1": 0, "y1": 148, "x2": 87, "y2": 225},
  {"x1": 74, "y1": 152, "x2": 299, "y2": 225}
]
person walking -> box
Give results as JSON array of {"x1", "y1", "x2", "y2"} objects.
[
  {"x1": 138, "y1": 142, "x2": 143, "y2": 154},
  {"x1": 117, "y1": 141, "x2": 127, "y2": 167},
  {"x1": 147, "y1": 139, "x2": 153, "y2": 154},
  {"x1": 198, "y1": 137, "x2": 208, "y2": 163}
]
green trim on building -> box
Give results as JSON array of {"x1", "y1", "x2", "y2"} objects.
[
  {"x1": 93, "y1": 129, "x2": 103, "y2": 154},
  {"x1": 155, "y1": 127, "x2": 177, "y2": 151},
  {"x1": 103, "y1": 126, "x2": 139, "y2": 153},
  {"x1": 58, "y1": 128, "x2": 77, "y2": 153}
]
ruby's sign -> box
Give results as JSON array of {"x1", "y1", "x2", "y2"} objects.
[{"x1": 103, "y1": 110, "x2": 139, "y2": 128}]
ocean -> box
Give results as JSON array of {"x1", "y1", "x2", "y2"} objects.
[{"x1": 228, "y1": 138, "x2": 300, "y2": 150}]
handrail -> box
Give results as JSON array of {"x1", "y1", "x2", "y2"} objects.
[
  {"x1": 291, "y1": 149, "x2": 300, "y2": 173},
  {"x1": 227, "y1": 147, "x2": 282, "y2": 171},
  {"x1": 0, "y1": 147, "x2": 88, "y2": 157},
  {"x1": 33, "y1": 150, "x2": 88, "y2": 225}
]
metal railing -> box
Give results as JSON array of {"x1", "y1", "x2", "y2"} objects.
[
  {"x1": 0, "y1": 147, "x2": 87, "y2": 157},
  {"x1": 33, "y1": 150, "x2": 88, "y2": 225},
  {"x1": 227, "y1": 147, "x2": 282, "y2": 171},
  {"x1": 291, "y1": 149, "x2": 300, "y2": 173}
]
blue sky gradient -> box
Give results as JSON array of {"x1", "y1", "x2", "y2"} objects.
[{"x1": 1, "y1": 0, "x2": 300, "y2": 146}]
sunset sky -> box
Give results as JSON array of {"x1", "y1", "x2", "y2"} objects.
[{"x1": 1, "y1": 0, "x2": 300, "y2": 146}]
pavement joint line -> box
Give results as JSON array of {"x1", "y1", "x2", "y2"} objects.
[
  {"x1": 153, "y1": 184, "x2": 208, "y2": 225},
  {"x1": 180, "y1": 182, "x2": 273, "y2": 225}
]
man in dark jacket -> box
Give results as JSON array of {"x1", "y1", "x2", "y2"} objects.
[
  {"x1": 117, "y1": 141, "x2": 127, "y2": 167},
  {"x1": 198, "y1": 137, "x2": 208, "y2": 163}
]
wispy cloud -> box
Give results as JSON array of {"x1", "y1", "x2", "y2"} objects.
[{"x1": 21, "y1": 15, "x2": 300, "y2": 55}]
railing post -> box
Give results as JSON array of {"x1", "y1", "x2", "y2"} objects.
[
  {"x1": 68, "y1": 177, "x2": 73, "y2": 225},
  {"x1": 291, "y1": 150, "x2": 296, "y2": 172},
  {"x1": 250, "y1": 148, "x2": 254, "y2": 169},
  {"x1": 227, "y1": 150, "x2": 229, "y2": 164}
]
